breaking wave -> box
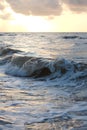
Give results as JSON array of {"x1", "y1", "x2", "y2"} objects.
[
  {"x1": 0, "y1": 47, "x2": 22, "y2": 56},
  {"x1": 0, "y1": 33, "x2": 87, "y2": 130},
  {"x1": 4, "y1": 54, "x2": 87, "y2": 82}
]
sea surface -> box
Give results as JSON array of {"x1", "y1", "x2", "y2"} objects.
[{"x1": 0, "y1": 32, "x2": 87, "y2": 130}]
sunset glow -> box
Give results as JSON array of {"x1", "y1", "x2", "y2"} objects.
[{"x1": 0, "y1": 0, "x2": 87, "y2": 32}]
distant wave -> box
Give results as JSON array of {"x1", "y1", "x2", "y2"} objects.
[
  {"x1": 0, "y1": 34, "x2": 4, "y2": 36},
  {"x1": 62, "y1": 35, "x2": 87, "y2": 39},
  {"x1": 0, "y1": 33, "x2": 17, "y2": 36}
]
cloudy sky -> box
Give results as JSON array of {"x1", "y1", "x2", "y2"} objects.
[{"x1": 0, "y1": 0, "x2": 87, "y2": 32}]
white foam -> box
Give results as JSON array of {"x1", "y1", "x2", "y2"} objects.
[{"x1": 4, "y1": 56, "x2": 87, "y2": 89}]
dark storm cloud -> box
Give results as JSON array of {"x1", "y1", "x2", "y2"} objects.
[{"x1": 6, "y1": 0, "x2": 62, "y2": 15}]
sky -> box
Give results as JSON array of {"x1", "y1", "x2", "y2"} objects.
[{"x1": 0, "y1": 0, "x2": 87, "y2": 32}]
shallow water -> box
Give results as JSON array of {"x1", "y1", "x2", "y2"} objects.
[{"x1": 0, "y1": 33, "x2": 87, "y2": 130}]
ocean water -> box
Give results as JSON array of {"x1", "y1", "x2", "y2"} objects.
[{"x1": 0, "y1": 32, "x2": 87, "y2": 130}]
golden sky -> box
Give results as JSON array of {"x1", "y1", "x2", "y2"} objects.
[{"x1": 0, "y1": 0, "x2": 87, "y2": 32}]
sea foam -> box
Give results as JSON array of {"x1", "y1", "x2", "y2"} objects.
[{"x1": 5, "y1": 54, "x2": 87, "y2": 82}]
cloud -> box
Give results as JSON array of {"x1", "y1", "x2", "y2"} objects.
[
  {"x1": 0, "y1": 3, "x2": 5, "y2": 10},
  {"x1": 0, "y1": 0, "x2": 87, "y2": 18},
  {"x1": 62, "y1": 0, "x2": 87, "y2": 13},
  {"x1": 6, "y1": 0, "x2": 62, "y2": 15},
  {"x1": 0, "y1": 0, "x2": 6, "y2": 10},
  {"x1": 0, "y1": 12, "x2": 11, "y2": 20},
  {"x1": 0, "y1": 0, "x2": 12, "y2": 20}
]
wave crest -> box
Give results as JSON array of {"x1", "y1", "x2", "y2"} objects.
[
  {"x1": 5, "y1": 55, "x2": 87, "y2": 81},
  {"x1": 0, "y1": 47, "x2": 22, "y2": 56}
]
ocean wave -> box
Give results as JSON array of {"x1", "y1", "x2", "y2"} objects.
[
  {"x1": 0, "y1": 55, "x2": 12, "y2": 65},
  {"x1": 0, "y1": 33, "x2": 4, "y2": 36},
  {"x1": 63, "y1": 36, "x2": 78, "y2": 39},
  {"x1": 0, "y1": 47, "x2": 22, "y2": 56},
  {"x1": 63, "y1": 35, "x2": 87, "y2": 40},
  {"x1": 0, "y1": 33, "x2": 17, "y2": 36},
  {"x1": 5, "y1": 55, "x2": 87, "y2": 82},
  {"x1": 0, "y1": 117, "x2": 12, "y2": 125},
  {"x1": 5, "y1": 55, "x2": 52, "y2": 77}
]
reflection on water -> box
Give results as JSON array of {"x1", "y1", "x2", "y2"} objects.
[
  {"x1": 25, "y1": 119, "x2": 83, "y2": 130},
  {"x1": 0, "y1": 76, "x2": 87, "y2": 130},
  {"x1": 0, "y1": 33, "x2": 87, "y2": 130}
]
